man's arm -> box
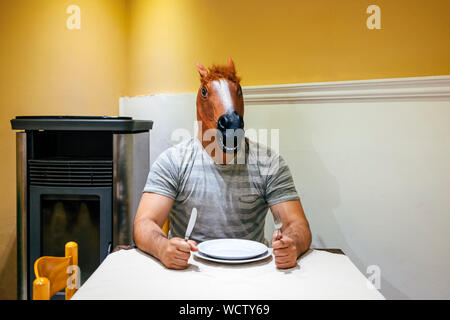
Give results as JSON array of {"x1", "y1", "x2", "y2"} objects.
[
  {"x1": 133, "y1": 192, "x2": 198, "y2": 270},
  {"x1": 270, "y1": 199, "x2": 311, "y2": 269}
]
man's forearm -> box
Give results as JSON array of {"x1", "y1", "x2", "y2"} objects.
[
  {"x1": 284, "y1": 221, "x2": 311, "y2": 257},
  {"x1": 133, "y1": 218, "x2": 169, "y2": 260}
]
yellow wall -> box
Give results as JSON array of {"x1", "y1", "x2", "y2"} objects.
[
  {"x1": 127, "y1": 0, "x2": 450, "y2": 95},
  {"x1": 0, "y1": 0, "x2": 128, "y2": 299},
  {"x1": 1, "y1": 0, "x2": 449, "y2": 299}
]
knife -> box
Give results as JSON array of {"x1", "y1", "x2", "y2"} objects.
[{"x1": 184, "y1": 207, "x2": 197, "y2": 241}]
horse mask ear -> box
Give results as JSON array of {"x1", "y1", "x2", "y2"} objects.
[
  {"x1": 196, "y1": 62, "x2": 208, "y2": 78},
  {"x1": 227, "y1": 57, "x2": 235, "y2": 73}
]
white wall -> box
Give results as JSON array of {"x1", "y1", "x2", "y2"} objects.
[
  {"x1": 120, "y1": 76, "x2": 450, "y2": 299},
  {"x1": 120, "y1": 94, "x2": 196, "y2": 166}
]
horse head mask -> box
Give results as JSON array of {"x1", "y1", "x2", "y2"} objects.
[{"x1": 196, "y1": 58, "x2": 245, "y2": 162}]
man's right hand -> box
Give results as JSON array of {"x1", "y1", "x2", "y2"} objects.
[{"x1": 158, "y1": 237, "x2": 198, "y2": 270}]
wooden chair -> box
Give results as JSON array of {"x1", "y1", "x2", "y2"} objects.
[
  {"x1": 162, "y1": 218, "x2": 170, "y2": 236},
  {"x1": 33, "y1": 241, "x2": 79, "y2": 300}
]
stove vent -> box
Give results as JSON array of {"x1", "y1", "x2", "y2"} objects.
[{"x1": 29, "y1": 160, "x2": 113, "y2": 187}]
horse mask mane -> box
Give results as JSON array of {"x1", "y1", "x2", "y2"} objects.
[{"x1": 196, "y1": 58, "x2": 245, "y2": 163}]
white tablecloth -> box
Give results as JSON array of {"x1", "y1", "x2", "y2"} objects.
[{"x1": 72, "y1": 248, "x2": 384, "y2": 300}]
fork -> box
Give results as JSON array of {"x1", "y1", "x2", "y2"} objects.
[{"x1": 272, "y1": 210, "x2": 283, "y2": 241}]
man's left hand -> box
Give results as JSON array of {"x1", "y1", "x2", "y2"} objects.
[{"x1": 272, "y1": 231, "x2": 298, "y2": 269}]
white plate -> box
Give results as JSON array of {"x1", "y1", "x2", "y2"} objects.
[
  {"x1": 193, "y1": 249, "x2": 272, "y2": 264},
  {"x1": 197, "y1": 239, "x2": 268, "y2": 260}
]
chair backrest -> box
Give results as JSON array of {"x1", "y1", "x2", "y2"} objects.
[
  {"x1": 162, "y1": 218, "x2": 170, "y2": 236},
  {"x1": 33, "y1": 241, "x2": 78, "y2": 300}
]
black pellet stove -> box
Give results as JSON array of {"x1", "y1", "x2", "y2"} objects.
[{"x1": 11, "y1": 116, "x2": 153, "y2": 299}]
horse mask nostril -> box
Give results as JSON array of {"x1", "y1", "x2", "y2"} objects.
[{"x1": 218, "y1": 116, "x2": 227, "y2": 130}]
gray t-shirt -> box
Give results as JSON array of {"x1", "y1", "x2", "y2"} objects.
[{"x1": 143, "y1": 137, "x2": 299, "y2": 243}]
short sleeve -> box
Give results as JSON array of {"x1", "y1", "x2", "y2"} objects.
[
  {"x1": 264, "y1": 154, "x2": 300, "y2": 206},
  {"x1": 143, "y1": 148, "x2": 180, "y2": 200}
]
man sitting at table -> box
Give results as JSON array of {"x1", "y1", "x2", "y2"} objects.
[{"x1": 133, "y1": 59, "x2": 312, "y2": 270}]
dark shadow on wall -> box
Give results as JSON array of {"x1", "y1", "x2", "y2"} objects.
[{"x1": 0, "y1": 235, "x2": 17, "y2": 299}]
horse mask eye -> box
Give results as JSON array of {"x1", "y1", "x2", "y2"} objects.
[{"x1": 201, "y1": 86, "x2": 208, "y2": 98}]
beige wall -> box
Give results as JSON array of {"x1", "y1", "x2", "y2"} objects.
[
  {"x1": 0, "y1": 0, "x2": 128, "y2": 299},
  {"x1": 126, "y1": 0, "x2": 450, "y2": 95}
]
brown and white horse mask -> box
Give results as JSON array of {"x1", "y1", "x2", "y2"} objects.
[{"x1": 196, "y1": 58, "x2": 245, "y2": 164}]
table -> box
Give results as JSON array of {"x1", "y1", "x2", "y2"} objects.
[{"x1": 72, "y1": 248, "x2": 384, "y2": 300}]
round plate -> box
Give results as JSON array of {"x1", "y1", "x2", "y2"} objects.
[
  {"x1": 193, "y1": 249, "x2": 272, "y2": 264},
  {"x1": 197, "y1": 239, "x2": 268, "y2": 260}
]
